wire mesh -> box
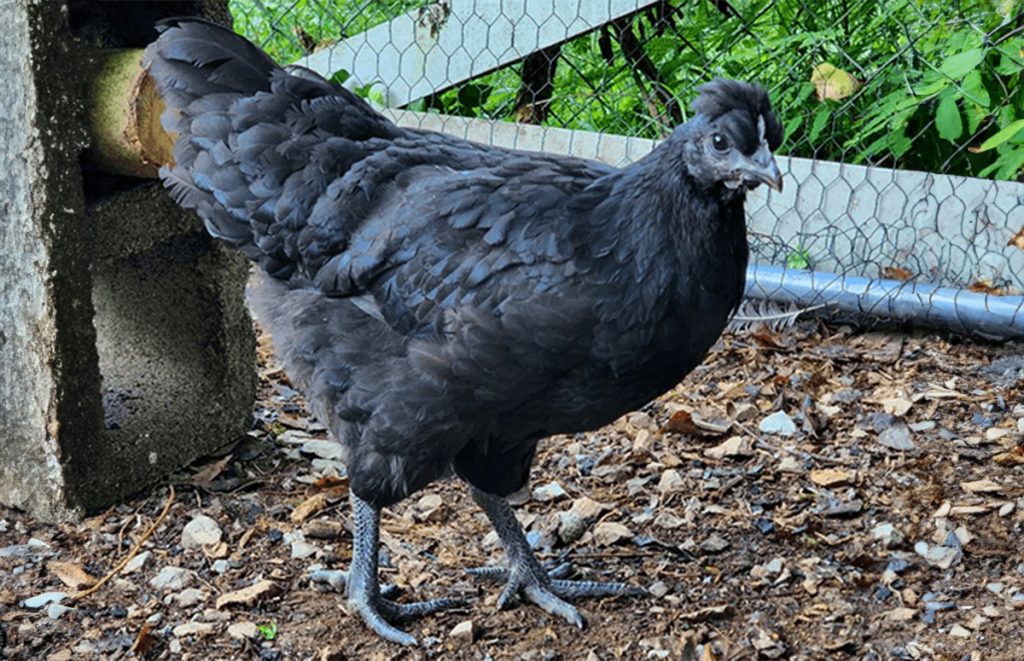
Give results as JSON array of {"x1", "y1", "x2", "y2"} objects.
[{"x1": 228, "y1": 0, "x2": 1024, "y2": 339}]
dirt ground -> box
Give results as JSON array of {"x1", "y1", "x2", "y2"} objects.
[{"x1": 2, "y1": 321, "x2": 1022, "y2": 660}]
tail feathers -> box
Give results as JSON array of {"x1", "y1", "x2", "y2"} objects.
[{"x1": 146, "y1": 18, "x2": 279, "y2": 104}]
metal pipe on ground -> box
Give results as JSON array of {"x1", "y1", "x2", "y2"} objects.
[{"x1": 746, "y1": 264, "x2": 1024, "y2": 341}]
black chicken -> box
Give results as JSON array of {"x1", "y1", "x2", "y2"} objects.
[{"x1": 145, "y1": 18, "x2": 782, "y2": 645}]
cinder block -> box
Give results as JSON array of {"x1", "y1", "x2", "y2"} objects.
[{"x1": 0, "y1": 0, "x2": 255, "y2": 521}]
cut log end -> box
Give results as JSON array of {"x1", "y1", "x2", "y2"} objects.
[{"x1": 88, "y1": 49, "x2": 175, "y2": 179}]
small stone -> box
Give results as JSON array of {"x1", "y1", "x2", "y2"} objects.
[
  {"x1": 570, "y1": 496, "x2": 605, "y2": 521},
  {"x1": 914, "y1": 541, "x2": 960, "y2": 569},
  {"x1": 449, "y1": 619, "x2": 477, "y2": 644},
  {"x1": 532, "y1": 481, "x2": 568, "y2": 502},
  {"x1": 22, "y1": 591, "x2": 67, "y2": 609},
  {"x1": 759, "y1": 411, "x2": 797, "y2": 436},
  {"x1": 999, "y1": 502, "x2": 1015, "y2": 517},
  {"x1": 413, "y1": 493, "x2": 445, "y2": 522},
  {"x1": 649, "y1": 581, "x2": 669, "y2": 598},
  {"x1": 168, "y1": 588, "x2": 207, "y2": 608},
  {"x1": 884, "y1": 607, "x2": 918, "y2": 622},
  {"x1": 300, "y1": 439, "x2": 343, "y2": 461},
  {"x1": 949, "y1": 624, "x2": 971, "y2": 638},
  {"x1": 146, "y1": 613, "x2": 164, "y2": 625},
  {"x1": 704, "y1": 436, "x2": 752, "y2": 460},
  {"x1": 212, "y1": 559, "x2": 231, "y2": 574},
  {"x1": 986, "y1": 582, "x2": 1005, "y2": 594},
  {"x1": 592, "y1": 521, "x2": 633, "y2": 546},
  {"x1": 985, "y1": 427, "x2": 1012, "y2": 441},
  {"x1": 181, "y1": 515, "x2": 223, "y2": 549},
  {"x1": 228, "y1": 621, "x2": 259, "y2": 639},
  {"x1": 653, "y1": 511, "x2": 686, "y2": 530},
  {"x1": 877, "y1": 423, "x2": 915, "y2": 451},
  {"x1": 627, "y1": 411, "x2": 656, "y2": 430},
  {"x1": 150, "y1": 567, "x2": 193, "y2": 591},
  {"x1": 872, "y1": 522, "x2": 904, "y2": 547},
  {"x1": 283, "y1": 531, "x2": 318, "y2": 560},
  {"x1": 201, "y1": 608, "x2": 230, "y2": 622},
  {"x1": 699, "y1": 533, "x2": 729, "y2": 554},
  {"x1": 657, "y1": 469, "x2": 685, "y2": 494},
  {"x1": 777, "y1": 455, "x2": 803, "y2": 473},
  {"x1": 121, "y1": 551, "x2": 151, "y2": 575},
  {"x1": 557, "y1": 511, "x2": 588, "y2": 545},
  {"x1": 46, "y1": 603, "x2": 74, "y2": 620},
  {"x1": 172, "y1": 621, "x2": 217, "y2": 638}
]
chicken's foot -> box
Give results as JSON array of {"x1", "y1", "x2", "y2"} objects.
[
  {"x1": 320, "y1": 494, "x2": 465, "y2": 646},
  {"x1": 468, "y1": 487, "x2": 644, "y2": 627}
]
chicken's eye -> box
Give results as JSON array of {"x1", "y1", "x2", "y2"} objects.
[{"x1": 711, "y1": 133, "x2": 729, "y2": 152}]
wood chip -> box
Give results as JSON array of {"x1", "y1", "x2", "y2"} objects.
[
  {"x1": 291, "y1": 493, "x2": 328, "y2": 524},
  {"x1": 960, "y1": 479, "x2": 1003, "y2": 493},
  {"x1": 810, "y1": 469, "x2": 852, "y2": 487},
  {"x1": 215, "y1": 580, "x2": 283, "y2": 609}
]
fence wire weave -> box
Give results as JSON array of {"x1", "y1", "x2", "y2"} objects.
[{"x1": 229, "y1": 0, "x2": 1024, "y2": 339}]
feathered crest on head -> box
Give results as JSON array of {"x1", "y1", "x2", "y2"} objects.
[{"x1": 691, "y1": 79, "x2": 783, "y2": 151}]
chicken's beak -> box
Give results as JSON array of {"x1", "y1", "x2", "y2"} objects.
[{"x1": 740, "y1": 146, "x2": 783, "y2": 192}]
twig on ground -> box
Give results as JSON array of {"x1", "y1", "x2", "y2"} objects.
[{"x1": 72, "y1": 485, "x2": 175, "y2": 600}]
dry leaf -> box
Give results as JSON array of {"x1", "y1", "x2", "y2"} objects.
[
  {"x1": 883, "y1": 266, "x2": 913, "y2": 281},
  {"x1": 811, "y1": 63, "x2": 861, "y2": 101},
  {"x1": 1009, "y1": 226, "x2": 1024, "y2": 250},
  {"x1": 130, "y1": 624, "x2": 157, "y2": 655},
  {"x1": 47, "y1": 561, "x2": 97, "y2": 589},
  {"x1": 192, "y1": 455, "x2": 232, "y2": 489}
]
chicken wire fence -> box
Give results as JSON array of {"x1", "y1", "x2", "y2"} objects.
[{"x1": 228, "y1": 0, "x2": 1024, "y2": 340}]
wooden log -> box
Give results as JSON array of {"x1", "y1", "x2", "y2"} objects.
[{"x1": 87, "y1": 49, "x2": 173, "y2": 178}]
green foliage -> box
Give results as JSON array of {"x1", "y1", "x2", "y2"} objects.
[
  {"x1": 257, "y1": 622, "x2": 278, "y2": 641},
  {"x1": 228, "y1": 0, "x2": 1024, "y2": 183},
  {"x1": 785, "y1": 246, "x2": 812, "y2": 270}
]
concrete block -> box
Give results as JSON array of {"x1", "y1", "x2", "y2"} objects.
[{"x1": 0, "y1": 1, "x2": 255, "y2": 521}]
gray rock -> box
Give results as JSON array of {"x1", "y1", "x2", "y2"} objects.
[
  {"x1": 557, "y1": 510, "x2": 588, "y2": 545},
  {"x1": 47, "y1": 603, "x2": 74, "y2": 620},
  {"x1": 700, "y1": 533, "x2": 730, "y2": 554},
  {"x1": 121, "y1": 550, "x2": 151, "y2": 575},
  {"x1": 532, "y1": 481, "x2": 568, "y2": 502},
  {"x1": 22, "y1": 591, "x2": 67, "y2": 609},
  {"x1": 878, "y1": 423, "x2": 915, "y2": 451},
  {"x1": 181, "y1": 515, "x2": 222, "y2": 549},
  {"x1": 150, "y1": 566, "x2": 193, "y2": 591},
  {"x1": 759, "y1": 411, "x2": 797, "y2": 436}
]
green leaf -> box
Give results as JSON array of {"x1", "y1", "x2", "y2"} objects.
[
  {"x1": 977, "y1": 118, "x2": 1024, "y2": 152},
  {"x1": 939, "y1": 48, "x2": 985, "y2": 79},
  {"x1": 808, "y1": 107, "x2": 831, "y2": 144},
  {"x1": 960, "y1": 71, "x2": 990, "y2": 108},
  {"x1": 329, "y1": 69, "x2": 351, "y2": 86},
  {"x1": 258, "y1": 622, "x2": 278, "y2": 641},
  {"x1": 935, "y1": 96, "x2": 963, "y2": 141},
  {"x1": 786, "y1": 246, "x2": 811, "y2": 270},
  {"x1": 458, "y1": 84, "x2": 491, "y2": 109}
]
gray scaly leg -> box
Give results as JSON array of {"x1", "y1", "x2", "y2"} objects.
[
  {"x1": 468, "y1": 486, "x2": 644, "y2": 627},
  {"x1": 312, "y1": 493, "x2": 464, "y2": 646}
]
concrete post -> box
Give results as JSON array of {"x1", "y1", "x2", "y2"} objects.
[{"x1": 0, "y1": 1, "x2": 255, "y2": 521}]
